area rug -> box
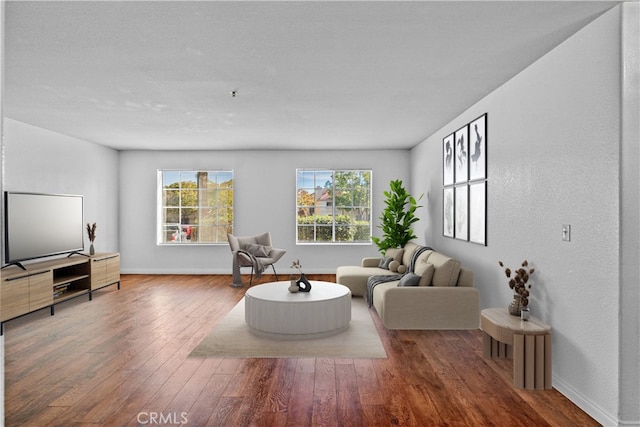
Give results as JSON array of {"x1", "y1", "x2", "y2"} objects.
[{"x1": 189, "y1": 297, "x2": 387, "y2": 358}]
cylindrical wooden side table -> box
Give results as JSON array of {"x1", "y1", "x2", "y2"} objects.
[{"x1": 481, "y1": 307, "x2": 552, "y2": 390}]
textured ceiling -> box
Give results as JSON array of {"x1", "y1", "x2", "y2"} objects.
[{"x1": 4, "y1": 1, "x2": 617, "y2": 151}]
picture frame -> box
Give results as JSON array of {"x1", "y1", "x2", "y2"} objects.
[
  {"x1": 443, "y1": 187, "x2": 454, "y2": 238},
  {"x1": 454, "y1": 185, "x2": 468, "y2": 241},
  {"x1": 443, "y1": 133, "x2": 455, "y2": 186},
  {"x1": 469, "y1": 113, "x2": 487, "y2": 181},
  {"x1": 454, "y1": 125, "x2": 468, "y2": 183},
  {"x1": 469, "y1": 181, "x2": 487, "y2": 245}
]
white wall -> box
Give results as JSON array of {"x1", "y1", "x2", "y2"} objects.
[
  {"x1": 1, "y1": 1, "x2": 5, "y2": 423},
  {"x1": 119, "y1": 149, "x2": 410, "y2": 274},
  {"x1": 619, "y1": 3, "x2": 640, "y2": 425},
  {"x1": 2, "y1": 119, "x2": 120, "y2": 255},
  {"x1": 411, "y1": 6, "x2": 633, "y2": 426}
]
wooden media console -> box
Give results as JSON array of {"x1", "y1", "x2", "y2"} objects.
[{"x1": 1, "y1": 252, "x2": 120, "y2": 334}]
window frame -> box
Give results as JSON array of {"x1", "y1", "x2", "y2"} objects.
[
  {"x1": 157, "y1": 169, "x2": 234, "y2": 245},
  {"x1": 296, "y1": 168, "x2": 372, "y2": 245}
]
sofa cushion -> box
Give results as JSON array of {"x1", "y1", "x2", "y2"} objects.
[
  {"x1": 244, "y1": 243, "x2": 271, "y2": 257},
  {"x1": 428, "y1": 252, "x2": 462, "y2": 287},
  {"x1": 401, "y1": 242, "x2": 420, "y2": 266},
  {"x1": 418, "y1": 263, "x2": 435, "y2": 286},
  {"x1": 413, "y1": 254, "x2": 433, "y2": 276},
  {"x1": 385, "y1": 248, "x2": 404, "y2": 263},
  {"x1": 336, "y1": 265, "x2": 398, "y2": 296},
  {"x1": 388, "y1": 260, "x2": 400, "y2": 272},
  {"x1": 379, "y1": 257, "x2": 394, "y2": 270},
  {"x1": 398, "y1": 273, "x2": 421, "y2": 287}
]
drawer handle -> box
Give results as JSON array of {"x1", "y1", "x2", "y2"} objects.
[{"x1": 92, "y1": 255, "x2": 118, "y2": 262}]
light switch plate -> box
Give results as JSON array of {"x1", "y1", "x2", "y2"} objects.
[{"x1": 562, "y1": 224, "x2": 571, "y2": 242}]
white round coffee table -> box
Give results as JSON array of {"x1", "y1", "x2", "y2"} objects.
[{"x1": 244, "y1": 281, "x2": 351, "y2": 339}]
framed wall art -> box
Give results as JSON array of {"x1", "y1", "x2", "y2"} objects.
[
  {"x1": 454, "y1": 185, "x2": 468, "y2": 241},
  {"x1": 469, "y1": 113, "x2": 487, "y2": 181},
  {"x1": 443, "y1": 133, "x2": 455, "y2": 186},
  {"x1": 454, "y1": 125, "x2": 468, "y2": 183},
  {"x1": 443, "y1": 187, "x2": 454, "y2": 238},
  {"x1": 469, "y1": 181, "x2": 486, "y2": 245},
  {"x1": 442, "y1": 113, "x2": 487, "y2": 242}
]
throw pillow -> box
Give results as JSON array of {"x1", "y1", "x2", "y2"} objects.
[
  {"x1": 245, "y1": 243, "x2": 271, "y2": 257},
  {"x1": 397, "y1": 265, "x2": 407, "y2": 274},
  {"x1": 401, "y1": 242, "x2": 420, "y2": 266},
  {"x1": 398, "y1": 273, "x2": 421, "y2": 287},
  {"x1": 429, "y1": 252, "x2": 462, "y2": 286},
  {"x1": 418, "y1": 263, "x2": 435, "y2": 286},
  {"x1": 388, "y1": 260, "x2": 400, "y2": 272},
  {"x1": 378, "y1": 257, "x2": 393, "y2": 270},
  {"x1": 385, "y1": 248, "x2": 404, "y2": 263}
]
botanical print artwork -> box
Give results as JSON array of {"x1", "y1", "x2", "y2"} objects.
[
  {"x1": 443, "y1": 133, "x2": 455, "y2": 185},
  {"x1": 469, "y1": 114, "x2": 487, "y2": 181},
  {"x1": 454, "y1": 185, "x2": 468, "y2": 241},
  {"x1": 442, "y1": 113, "x2": 487, "y2": 242},
  {"x1": 443, "y1": 187, "x2": 454, "y2": 237},
  {"x1": 469, "y1": 181, "x2": 486, "y2": 245},
  {"x1": 454, "y1": 125, "x2": 468, "y2": 183}
]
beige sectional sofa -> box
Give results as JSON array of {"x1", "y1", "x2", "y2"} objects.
[{"x1": 336, "y1": 242, "x2": 480, "y2": 330}]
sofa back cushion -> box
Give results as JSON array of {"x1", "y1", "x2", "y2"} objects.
[
  {"x1": 428, "y1": 251, "x2": 462, "y2": 287},
  {"x1": 457, "y1": 268, "x2": 474, "y2": 287},
  {"x1": 418, "y1": 263, "x2": 435, "y2": 286},
  {"x1": 401, "y1": 242, "x2": 420, "y2": 266},
  {"x1": 385, "y1": 248, "x2": 404, "y2": 263}
]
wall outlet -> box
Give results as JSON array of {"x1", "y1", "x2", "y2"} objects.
[{"x1": 562, "y1": 224, "x2": 571, "y2": 242}]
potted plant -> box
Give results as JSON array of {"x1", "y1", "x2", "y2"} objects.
[{"x1": 372, "y1": 180, "x2": 423, "y2": 253}]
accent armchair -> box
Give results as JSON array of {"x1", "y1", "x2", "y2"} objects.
[{"x1": 227, "y1": 232, "x2": 286, "y2": 287}]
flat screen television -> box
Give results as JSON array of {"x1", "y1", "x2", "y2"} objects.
[{"x1": 4, "y1": 192, "x2": 85, "y2": 269}]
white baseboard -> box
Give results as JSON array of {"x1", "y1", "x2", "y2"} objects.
[
  {"x1": 119, "y1": 268, "x2": 338, "y2": 275},
  {"x1": 553, "y1": 375, "x2": 622, "y2": 427}
]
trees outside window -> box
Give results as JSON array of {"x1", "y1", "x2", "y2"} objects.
[
  {"x1": 158, "y1": 170, "x2": 233, "y2": 244},
  {"x1": 296, "y1": 169, "x2": 371, "y2": 244}
]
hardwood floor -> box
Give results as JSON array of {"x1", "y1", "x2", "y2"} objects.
[{"x1": 3, "y1": 274, "x2": 599, "y2": 426}]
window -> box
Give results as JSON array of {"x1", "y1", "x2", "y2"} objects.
[
  {"x1": 296, "y1": 169, "x2": 372, "y2": 244},
  {"x1": 158, "y1": 170, "x2": 233, "y2": 244}
]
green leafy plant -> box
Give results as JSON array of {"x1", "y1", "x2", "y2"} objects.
[{"x1": 372, "y1": 180, "x2": 423, "y2": 253}]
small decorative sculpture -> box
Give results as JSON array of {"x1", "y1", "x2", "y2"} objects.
[
  {"x1": 296, "y1": 274, "x2": 312, "y2": 292},
  {"x1": 288, "y1": 276, "x2": 299, "y2": 293},
  {"x1": 291, "y1": 259, "x2": 312, "y2": 292}
]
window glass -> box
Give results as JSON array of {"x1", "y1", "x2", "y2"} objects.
[
  {"x1": 296, "y1": 169, "x2": 372, "y2": 244},
  {"x1": 158, "y1": 170, "x2": 233, "y2": 244}
]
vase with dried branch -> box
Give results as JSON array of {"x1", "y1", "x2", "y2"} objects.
[
  {"x1": 499, "y1": 260, "x2": 535, "y2": 316},
  {"x1": 86, "y1": 222, "x2": 97, "y2": 255}
]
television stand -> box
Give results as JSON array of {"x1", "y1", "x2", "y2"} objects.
[
  {"x1": 67, "y1": 251, "x2": 90, "y2": 258},
  {"x1": 0, "y1": 252, "x2": 120, "y2": 335},
  {"x1": 1, "y1": 261, "x2": 27, "y2": 271}
]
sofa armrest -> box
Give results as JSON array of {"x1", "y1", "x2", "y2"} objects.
[
  {"x1": 374, "y1": 285, "x2": 480, "y2": 330},
  {"x1": 361, "y1": 257, "x2": 382, "y2": 268}
]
